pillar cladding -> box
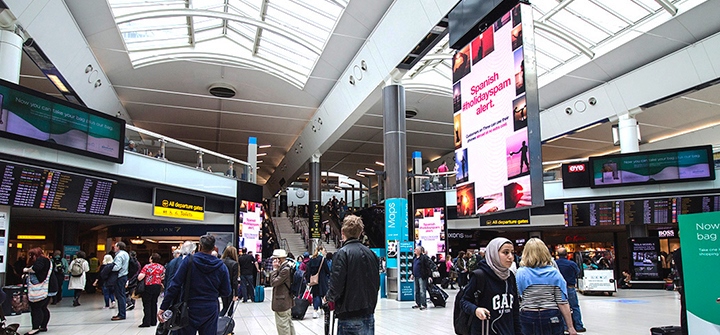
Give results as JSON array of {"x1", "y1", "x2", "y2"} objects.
[
  {"x1": 0, "y1": 30, "x2": 22, "y2": 84},
  {"x1": 412, "y1": 151, "x2": 422, "y2": 192},
  {"x1": 383, "y1": 84, "x2": 407, "y2": 199},
  {"x1": 308, "y1": 155, "x2": 321, "y2": 252},
  {"x1": 248, "y1": 137, "x2": 257, "y2": 183},
  {"x1": 619, "y1": 114, "x2": 640, "y2": 154}
]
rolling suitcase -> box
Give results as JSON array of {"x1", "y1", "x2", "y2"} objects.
[
  {"x1": 428, "y1": 284, "x2": 448, "y2": 307},
  {"x1": 291, "y1": 296, "x2": 310, "y2": 320},
  {"x1": 253, "y1": 276, "x2": 264, "y2": 303},
  {"x1": 440, "y1": 278, "x2": 450, "y2": 289},
  {"x1": 650, "y1": 326, "x2": 682, "y2": 334},
  {"x1": 217, "y1": 301, "x2": 238, "y2": 335}
]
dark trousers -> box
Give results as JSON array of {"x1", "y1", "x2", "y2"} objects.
[
  {"x1": 220, "y1": 296, "x2": 234, "y2": 317},
  {"x1": 177, "y1": 303, "x2": 219, "y2": 335},
  {"x1": 51, "y1": 273, "x2": 64, "y2": 304},
  {"x1": 241, "y1": 275, "x2": 255, "y2": 302},
  {"x1": 29, "y1": 297, "x2": 50, "y2": 330},
  {"x1": 73, "y1": 289, "x2": 82, "y2": 304},
  {"x1": 141, "y1": 284, "x2": 162, "y2": 326}
]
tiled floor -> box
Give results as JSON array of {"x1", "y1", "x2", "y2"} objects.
[{"x1": 5, "y1": 287, "x2": 680, "y2": 334}]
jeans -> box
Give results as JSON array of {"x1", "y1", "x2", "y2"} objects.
[
  {"x1": 241, "y1": 275, "x2": 255, "y2": 302},
  {"x1": 220, "y1": 296, "x2": 234, "y2": 317},
  {"x1": 102, "y1": 286, "x2": 116, "y2": 307},
  {"x1": 115, "y1": 275, "x2": 128, "y2": 318},
  {"x1": 414, "y1": 277, "x2": 427, "y2": 307},
  {"x1": 563, "y1": 287, "x2": 584, "y2": 330},
  {"x1": 520, "y1": 309, "x2": 564, "y2": 335},
  {"x1": 313, "y1": 296, "x2": 322, "y2": 311},
  {"x1": 337, "y1": 314, "x2": 374, "y2": 335},
  {"x1": 29, "y1": 297, "x2": 50, "y2": 330}
]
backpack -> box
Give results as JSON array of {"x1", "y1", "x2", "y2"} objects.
[
  {"x1": 53, "y1": 258, "x2": 64, "y2": 274},
  {"x1": 453, "y1": 269, "x2": 485, "y2": 335},
  {"x1": 467, "y1": 254, "x2": 478, "y2": 272},
  {"x1": 70, "y1": 260, "x2": 83, "y2": 277}
]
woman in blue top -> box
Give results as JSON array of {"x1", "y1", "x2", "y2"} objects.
[{"x1": 515, "y1": 238, "x2": 577, "y2": 335}]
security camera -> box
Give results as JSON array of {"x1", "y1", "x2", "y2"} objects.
[
  {"x1": 565, "y1": 107, "x2": 573, "y2": 115},
  {"x1": 588, "y1": 97, "x2": 597, "y2": 106}
]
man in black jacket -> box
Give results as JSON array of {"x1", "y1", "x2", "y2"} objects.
[
  {"x1": 411, "y1": 246, "x2": 434, "y2": 310},
  {"x1": 327, "y1": 215, "x2": 379, "y2": 335}
]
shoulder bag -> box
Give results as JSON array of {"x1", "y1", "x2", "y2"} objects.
[
  {"x1": 27, "y1": 274, "x2": 49, "y2": 303},
  {"x1": 162, "y1": 255, "x2": 193, "y2": 332},
  {"x1": 308, "y1": 257, "x2": 325, "y2": 287}
]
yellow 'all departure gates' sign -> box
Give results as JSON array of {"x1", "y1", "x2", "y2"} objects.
[{"x1": 153, "y1": 188, "x2": 205, "y2": 221}]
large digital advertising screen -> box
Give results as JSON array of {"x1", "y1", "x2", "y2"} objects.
[
  {"x1": 589, "y1": 145, "x2": 714, "y2": 188},
  {"x1": 0, "y1": 78, "x2": 125, "y2": 163},
  {"x1": 452, "y1": 3, "x2": 543, "y2": 218},
  {"x1": 413, "y1": 207, "x2": 446, "y2": 258},
  {"x1": 238, "y1": 200, "x2": 264, "y2": 254}
]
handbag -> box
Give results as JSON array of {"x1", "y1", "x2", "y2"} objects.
[
  {"x1": 135, "y1": 276, "x2": 146, "y2": 295},
  {"x1": 308, "y1": 257, "x2": 325, "y2": 286},
  {"x1": 161, "y1": 254, "x2": 193, "y2": 332},
  {"x1": 27, "y1": 274, "x2": 49, "y2": 303}
]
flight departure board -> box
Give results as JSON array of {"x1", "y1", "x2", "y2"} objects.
[
  {"x1": 565, "y1": 194, "x2": 720, "y2": 226},
  {"x1": 0, "y1": 160, "x2": 116, "y2": 215}
]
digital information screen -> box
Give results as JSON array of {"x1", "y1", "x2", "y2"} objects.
[
  {"x1": 565, "y1": 194, "x2": 720, "y2": 226},
  {"x1": 0, "y1": 160, "x2": 115, "y2": 215},
  {"x1": 413, "y1": 207, "x2": 446, "y2": 258},
  {"x1": 0, "y1": 78, "x2": 125, "y2": 163},
  {"x1": 590, "y1": 145, "x2": 714, "y2": 188},
  {"x1": 238, "y1": 200, "x2": 264, "y2": 254},
  {"x1": 452, "y1": 3, "x2": 543, "y2": 218}
]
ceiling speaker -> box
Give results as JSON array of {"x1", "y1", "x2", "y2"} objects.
[{"x1": 209, "y1": 83, "x2": 236, "y2": 98}]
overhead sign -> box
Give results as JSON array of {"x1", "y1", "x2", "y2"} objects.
[
  {"x1": 153, "y1": 188, "x2": 205, "y2": 221},
  {"x1": 562, "y1": 162, "x2": 591, "y2": 189},
  {"x1": 413, "y1": 207, "x2": 446, "y2": 258},
  {"x1": 480, "y1": 209, "x2": 530, "y2": 226}
]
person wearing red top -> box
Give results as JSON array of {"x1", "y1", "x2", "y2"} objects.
[{"x1": 137, "y1": 253, "x2": 165, "y2": 328}]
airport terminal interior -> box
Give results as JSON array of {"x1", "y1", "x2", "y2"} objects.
[{"x1": 1, "y1": 0, "x2": 720, "y2": 334}]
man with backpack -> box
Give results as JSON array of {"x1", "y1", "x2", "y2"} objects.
[{"x1": 50, "y1": 250, "x2": 67, "y2": 305}]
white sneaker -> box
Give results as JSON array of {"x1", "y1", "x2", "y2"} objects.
[
  {"x1": 312, "y1": 311, "x2": 318, "y2": 319},
  {"x1": 110, "y1": 302, "x2": 116, "y2": 309}
]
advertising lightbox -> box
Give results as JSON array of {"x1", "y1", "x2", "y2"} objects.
[
  {"x1": 452, "y1": 3, "x2": 543, "y2": 218},
  {"x1": 238, "y1": 200, "x2": 264, "y2": 254},
  {"x1": 413, "y1": 207, "x2": 446, "y2": 258}
]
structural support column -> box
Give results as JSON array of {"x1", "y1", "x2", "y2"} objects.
[
  {"x1": 412, "y1": 151, "x2": 422, "y2": 192},
  {"x1": 248, "y1": 137, "x2": 257, "y2": 183},
  {"x1": 308, "y1": 153, "x2": 322, "y2": 252},
  {"x1": 383, "y1": 84, "x2": 410, "y2": 301},
  {"x1": 619, "y1": 114, "x2": 640, "y2": 153},
  {"x1": 0, "y1": 28, "x2": 23, "y2": 84}
]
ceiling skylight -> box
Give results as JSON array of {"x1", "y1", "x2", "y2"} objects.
[
  {"x1": 403, "y1": 0, "x2": 694, "y2": 95},
  {"x1": 107, "y1": 0, "x2": 348, "y2": 89}
]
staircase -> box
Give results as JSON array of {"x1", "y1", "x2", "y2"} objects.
[{"x1": 273, "y1": 217, "x2": 338, "y2": 258}]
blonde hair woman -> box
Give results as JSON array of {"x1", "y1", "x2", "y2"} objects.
[{"x1": 515, "y1": 238, "x2": 577, "y2": 335}]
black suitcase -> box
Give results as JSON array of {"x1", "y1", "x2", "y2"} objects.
[
  {"x1": 217, "y1": 301, "x2": 238, "y2": 335},
  {"x1": 428, "y1": 284, "x2": 448, "y2": 307},
  {"x1": 441, "y1": 278, "x2": 450, "y2": 289},
  {"x1": 291, "y1": 297, "x2": 310, "y2": 320},
  {"x1": 650, "y1": 326, "x2": 682, "y2": 335}
]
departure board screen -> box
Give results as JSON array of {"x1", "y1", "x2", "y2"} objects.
[
  {"x1": 0, "y1": 160, "x2": 116, "y2": 215},
  {"x1": 566, "y1": 194, "x2": 720, "y2": 226}
]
